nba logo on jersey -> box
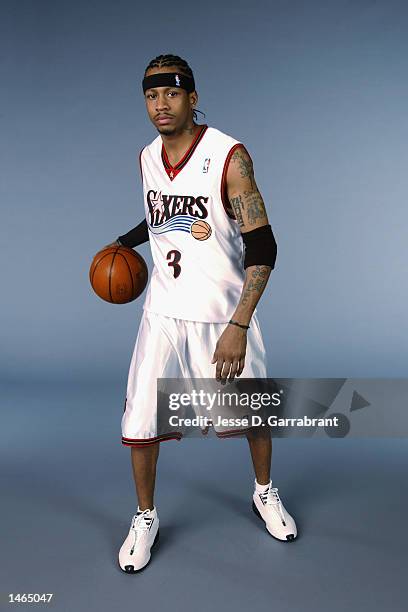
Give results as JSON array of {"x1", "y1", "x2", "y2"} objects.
[{"x1": 202, "y1": 158, "x2": 211, "y2": 173}]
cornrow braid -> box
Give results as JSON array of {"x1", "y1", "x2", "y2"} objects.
[{"x1": 144, "y1": 54, "x2": 206, "y2": 121}]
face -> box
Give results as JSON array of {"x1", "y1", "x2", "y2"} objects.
[{"x1": 144, "y1": 67, "x2": 198, "y2": 135}]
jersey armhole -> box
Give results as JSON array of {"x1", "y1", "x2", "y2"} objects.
[
  {"x1": 220, "y1": 143, "x2": 249, "y2": 220},
  {"x1": 138, "y1": 147, "x2": 145, "y2": 183}
]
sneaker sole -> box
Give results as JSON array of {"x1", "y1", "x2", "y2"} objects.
[
  {"x1": 118, "y1": 528, "x2": 160, "y2": 574},
  {"x1": 252, "y1": 501, "x2": 297, "y2": 542}
]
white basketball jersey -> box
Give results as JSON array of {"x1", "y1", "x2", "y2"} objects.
[{"x1": 140, "y1": 124, "x2": 256, "y2": 322}]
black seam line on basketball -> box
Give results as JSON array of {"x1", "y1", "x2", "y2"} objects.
[
  {"x1": 109, "y1": 247, "x2": 121, "y2": 302},
  {"x1": 90, "y1": 250, "x2": 117, "y2": 287},
  {"x1": 116, "y1": 252, "x2": 134, "y2": 297}
]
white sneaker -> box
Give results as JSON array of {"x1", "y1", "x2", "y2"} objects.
[
  {"x1": 252, "y1": 480, "x2": 297, "y2": 541},
  {"x1": 118, "y1": 507, "x2": 160, "y2": 573}
]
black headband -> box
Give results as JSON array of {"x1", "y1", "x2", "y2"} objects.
[{"x1": 142, "y1": 72, "x2": 195, "y2": 94}]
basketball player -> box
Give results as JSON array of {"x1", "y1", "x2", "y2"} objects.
[{"x1": 106, "y1": 54, "x2": 298, "y2": 573}]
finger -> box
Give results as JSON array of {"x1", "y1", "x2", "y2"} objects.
[
  {"x1": 215, "y1": 357, "x2": 224, "y2": 380},
  {"x1": 228, "y1": 359, "x2": 240, "y2": 381},
  {"x1": 220, "y1": 360, "x2": 232, "y2": 383},
  {"x1": 237, "y1": 358, "x2": 245, "y2": 377}
]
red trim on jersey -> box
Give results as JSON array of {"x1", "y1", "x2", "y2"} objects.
[
  {"x1": 138, "y1": 147, "x2": 144, "y2": 182},
  {"x1": 163, "y1": 165, "x2": 182, "y2": 181},
  {"x1": 161, "y1": 124, "x2": 208, "y2": 181},
  {"x1": 220, "y1": 143, "x2": 250, "y2": 220}
]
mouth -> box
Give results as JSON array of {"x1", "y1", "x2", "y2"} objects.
[{"x1": 156, "y1": 116, "x2": 173, "y2": 125}]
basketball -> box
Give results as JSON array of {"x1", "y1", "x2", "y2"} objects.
[
  {"x1": 89, "y1": 245, "x2": 148, "y2": 304},
  {"x1": 190, "y1": 220, "x2": 212, "y2": 240}
]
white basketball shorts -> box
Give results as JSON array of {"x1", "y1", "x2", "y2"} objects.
[{"x1": 121, "y1": 309, "x2": 267, "y2": 447}]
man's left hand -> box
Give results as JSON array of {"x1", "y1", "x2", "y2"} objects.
[{"x1": 211, "y1": 324, "x2": 248, "y2": 382}]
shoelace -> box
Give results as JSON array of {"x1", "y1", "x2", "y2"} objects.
[
  {"x1": 261, "y1": 485, "x2": 287, "y2": 525},
  {"x1": 129, "y1": 509, "x2": 153, "y2": 554}
]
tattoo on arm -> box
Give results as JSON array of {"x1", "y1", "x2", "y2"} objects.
[
  {"x1": 229, "y1": 147, "x2": 268, "y2": 226},
  {"x1": 241, "y1": 265, "x2": 270, "y2": 307},
  {"x1": 231, "y1": 148, "x2": 256, "y2": 190},
  {"x1": 243, "y1": 190, "x2": 267, "y2": 225},
  {"x1": 230, "y1": 194, "x2": 245, "y2": 227}
]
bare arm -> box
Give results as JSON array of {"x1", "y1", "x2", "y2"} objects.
[
  {"x1": 211, "y1": 145, "x2": 273, "y2": 381},
  {"x1": 227, "y1": 145, "x2": 272, "y2": 327}
]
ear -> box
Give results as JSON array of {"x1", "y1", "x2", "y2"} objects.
[{"x1": 189, "y1": 91, "x2": 199, "y2": 108}]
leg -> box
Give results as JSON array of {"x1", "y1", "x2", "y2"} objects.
[
  {"x1": 119, "y1": 443, "x2": 161, "y2": 573},
  {"x1": 131, "y1": 442, "x2": 160, "y2": 510},
  {"x1": 247, "y1": 425, "x2": 298, "y2": 541},
  {"x1": 246, "y1": 425, "x2": 272, "y2": 485}
]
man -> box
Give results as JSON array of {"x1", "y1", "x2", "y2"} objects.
[{"x1": 107, "y1": 54, "x2": 297, "y2": 573}]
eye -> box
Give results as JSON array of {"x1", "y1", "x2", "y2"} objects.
[{"x1": 168, "y1": 91, "x2": 178, "y2": 96}]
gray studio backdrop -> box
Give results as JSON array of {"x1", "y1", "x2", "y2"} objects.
[
  {"x1": 2, "y1": 0, "x2": 407, "y2": 385},
  {"x1": 2, "y1": 2, "x2": 408, "y2": 611}
]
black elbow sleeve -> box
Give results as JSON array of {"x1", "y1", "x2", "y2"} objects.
[
  {"x1": 117, "y1": 218, "x2": 149, "y2": 248},
  {"x1": 242, "y1": 224, "x2": 277, "y2": 269}
]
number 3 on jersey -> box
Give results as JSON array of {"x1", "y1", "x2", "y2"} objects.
[{"x1": 166, "y1": 249, "x2": 182, "y2": 278}]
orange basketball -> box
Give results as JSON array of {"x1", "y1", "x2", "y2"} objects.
[
  {"x1": 89, "y1": 245, "x2": 148, "y2": 304},
  {"x1": 190, "y1": 220, "x2": 212, "y2": 240}
]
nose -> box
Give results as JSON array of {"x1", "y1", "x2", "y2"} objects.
[{"x1": 155, "y1": 93, "x2": 170, "y2": 112}]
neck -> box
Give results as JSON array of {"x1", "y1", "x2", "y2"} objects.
[{"x1": 160, "y1": 122, "x2": 201, "y2": 153}]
